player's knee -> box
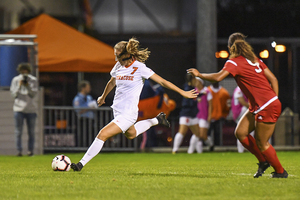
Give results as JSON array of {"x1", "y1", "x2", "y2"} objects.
[
  {"x1": 256, "y1": 140, "x2": 269, "y2": 151},
  {"x1": 235, "y1": 130, "x2": 247, "y2": 141},
  {"x1": 97, "y1": 130, "x2": 108, "y2": 141},
  {"x1": 125, "y1": 134, "x2": 136, "y2": 140}
]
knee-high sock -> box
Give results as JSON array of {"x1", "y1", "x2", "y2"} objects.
[
  {"x1": 80, "y1": 138, "x2": 104, "y2": 166},
  {"x1": 196, "y1": 140, "x2": 203, "y2": 153},
  {"x1": 261, "y1": 145, "x2": 284, "y2": 173},
  {"x1": 172, "y1": 132, "x2": 184, "y2": 152},
  {"x1": 240, "y1": 135, "x2": 266, "y2": 162},
  {"x1": 134, "y1": 118, "x2": 158, "y2": 137},
  {"x1": 238, "y1": 131, "x2": 255, "y2": 153},
  {"x1": 188, "y1": 134, "x2": 199, "y2": 154}
]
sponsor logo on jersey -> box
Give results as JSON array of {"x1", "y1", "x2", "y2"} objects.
[
  {"x1": 116, "y1": 75, "x2": 134, "y2": 81},
  {"x1": 258, "y1": 115, "x2": 263, "y2": 120}
]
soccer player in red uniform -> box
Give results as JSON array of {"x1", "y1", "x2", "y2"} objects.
[{"x1": 187, "y1": 32, "x2": 288, "y2": 178}]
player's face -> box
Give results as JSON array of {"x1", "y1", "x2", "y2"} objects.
[
  {"x1": 114, "y1": 49, "x2": 121, "y2": 61},
  {"x1": 114, "y1": 49, "x2": 131, "y2": 66}
]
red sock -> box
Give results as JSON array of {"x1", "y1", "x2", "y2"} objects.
[
  {"x1": 240, "y1": 135, "x2": 266, "y2": 162},
  {"x1": 261, "y1": 145, "x2": 284, "y2": 173}
]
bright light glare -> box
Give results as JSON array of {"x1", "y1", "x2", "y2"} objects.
[
  {"x1": 5, "y1": 39, "x2": 15, "y2": 43},
  {"x1": 275, "y1": 45, "x2": 286, "y2": 53},
  {"x1": 259, "y1": 50, "x2": 269, "y2": 58},
  {"x1": 271, "y1": 41, "x2": 276, "y2": 48},
  {"x1": 219, "y1": 50, "x2": 229, "y2": 58}
]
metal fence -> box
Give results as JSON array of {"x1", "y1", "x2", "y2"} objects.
[{"x1": 43, "y1": 106, "x2": 138, "y2": 152}]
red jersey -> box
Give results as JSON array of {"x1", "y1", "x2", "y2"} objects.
[{"x1": 223, "y1": 56, "x2": 278, "y2": 114}]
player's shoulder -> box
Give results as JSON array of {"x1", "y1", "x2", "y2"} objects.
[
  {"x1": 132, "y1": 60, "x2": 146, "y2": 68},
  {"x1": 226, "y1": 56, "x2": 245, "y2": 66}
]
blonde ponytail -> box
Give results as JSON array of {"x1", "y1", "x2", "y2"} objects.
[{"x1": 114, "y1": 37, "x2": 150, "y2": 63}]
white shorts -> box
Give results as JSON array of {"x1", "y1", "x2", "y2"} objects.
[
  {"x1": 198, "y1": 119, "x2": 210, "y2": 129},
  {"x1": 112, "y1": 110, "x2": 137, "y2": 133},
  {"x1": 179, "y1": 116, "x2": 198, "y2": 126}
]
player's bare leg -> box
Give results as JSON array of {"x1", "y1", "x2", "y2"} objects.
[
  {"x1": 235, "y1": 110, "x2": 269, "y2": 178},
  {"x1": 71, "y1": 122, "x2": 122, "y2": 171},
  {"x1": 255, "y1": 122, "x2": 288, "y2": 178}
]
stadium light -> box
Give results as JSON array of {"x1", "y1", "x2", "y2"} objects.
[
  {"x1": 275, "y1": 45, "x2": 286, "y2": 53},
  {"x1": 259, "y1": 50, "x2": 269, "y2": 58},
  {"x1": 219, "y1": 50, "x2": 229, "y2": 58},
  {"x1": 215, "y1": 50, "x2": 229, "y2": 58},
  {"x1": 271, "y1": 41, "x2": 277, "y2": 48}
]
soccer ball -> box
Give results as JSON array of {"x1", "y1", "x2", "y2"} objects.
[{"x1": 51, "y1": 155, "x2": 71, "y2": 171}]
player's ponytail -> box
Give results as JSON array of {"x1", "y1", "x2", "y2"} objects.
[
  {"x1": 114, "y1": 38, "x2": 150, "y2": 63},
  {"x1": 126, "y1": 37, "x2": 150, "y2": 63},
  {"x1": 229, "y1": 38, "x2": 257, "y2": 63}
]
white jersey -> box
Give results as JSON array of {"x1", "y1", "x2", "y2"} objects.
[{"x1": 110, "y1": 60, "x2": 155, "y2": 116}]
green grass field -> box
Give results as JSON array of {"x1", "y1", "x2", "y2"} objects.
[{"x1": 0, "y1": 151, "x2": 299, "y2": 200}]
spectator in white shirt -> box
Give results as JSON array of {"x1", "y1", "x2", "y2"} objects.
[{"x1": 10, "y1": 63, "x2": 38, "y2": 156}]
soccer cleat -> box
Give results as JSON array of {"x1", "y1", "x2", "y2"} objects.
[
  {"x1": 27, "y1": 151, "x2": 34, "y2": 156},
  {"x1": 271, "y1": 169, "x2": 288, "y2": 178},
  {"x1": 17, "y1": 152, "x2": 22, "y2": 157},
  {"x1": 253, "y1": 161, "x2": 270, "y2": 178},
  {"x1": 71, "y1": 162, "x2": 83, "y2": 171},
  {"x1": 156, "y1": 112, "x2": 170, "y2": 127}
]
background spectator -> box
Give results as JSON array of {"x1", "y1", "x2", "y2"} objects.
[
  {"x1": 207, "y1": 82, "x2": 231, "y2": 150},
  {"x1": 10, "y1": 63, "x2": 38, "y2": 156}
]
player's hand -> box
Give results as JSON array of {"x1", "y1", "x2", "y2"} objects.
[
  {"x1": 182, "y1": 89, "x2": 198, "y2": 99},
  {"x1": 97, "y1": 96, "x2": 105, "y2": 107},
  {"x1": 187, "y1": 68, "x2": 200, "y2": 77}
]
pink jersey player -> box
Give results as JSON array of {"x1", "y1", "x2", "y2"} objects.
[{"x1": 231, "y1": 86, "x2": 248, "y2": 122}]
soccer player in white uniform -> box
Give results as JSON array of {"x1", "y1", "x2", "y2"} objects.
[{"x1": 71, "y1": 38, "x2": 198, "y2": 171}]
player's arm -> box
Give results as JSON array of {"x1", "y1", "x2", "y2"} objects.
[
  {"x1": 149, "y1": 73, "x2": 198, "y2": 99},
  {"x1": 97, "y1": 77, "x2": 116, "y2": 106},
  {"x1": 263, "y1": 68, "x2": 279, "y2": 96},
  {"x1": 187, "y1": 68, "x2": 230, "y2": 82},
  {"x1": 238, "y1": 97, "x2": 249, "y2": 108}
]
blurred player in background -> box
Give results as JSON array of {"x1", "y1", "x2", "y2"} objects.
[
  {"x1": 231, "y1": 86, "x2": 253, "y2": 153},
  {"x1": 71, "y1": 38, "x2": 197, "y2": 171},
  {"x1": 172, "y1": 73, "x2": 199, "y2": 154},
  {"x1": 188, "y1": 77, "x2": 213, "y2": 154},
  {"x1": 188, "y1": 32, "x2": 288, "y2": 178}
]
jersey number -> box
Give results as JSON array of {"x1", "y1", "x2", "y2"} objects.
[
  {"x1": 131, "y1": 67, "x2": 138, "y2": 74},
  {"x1": 254, "y1": 64, "x2": 262, "y2": 73}
]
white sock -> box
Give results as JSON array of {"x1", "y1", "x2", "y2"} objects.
[
  {"x1": 204, "y1": 137, "x2": 213, "y2": 147},
  {"x1": 80, "y1": 138, "x2": 104, "y2": 166},
  {"x1": 134, "y1": 118, "x2": 158, "y2": 137},
  {"x1": 237, "y1": 139, "x2": 244, "y2": 153},
  {"x1": 172, "y1": 133, "x2": 184, "y2": 152},
  {"x1": 196, "y1": 140, "x2": 203, "y2": 153},
  {"x1": 188, "y1": 134, "x2": 199, "y2": 154}
]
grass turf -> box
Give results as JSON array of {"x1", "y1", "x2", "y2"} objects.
[{"x1": 0, "y1": 151, "x2": 299, "y2": 200}]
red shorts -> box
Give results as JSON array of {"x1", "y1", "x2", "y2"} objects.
[{"x1": 255, "y1": 99, "x2": 281, "y2": 123}]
